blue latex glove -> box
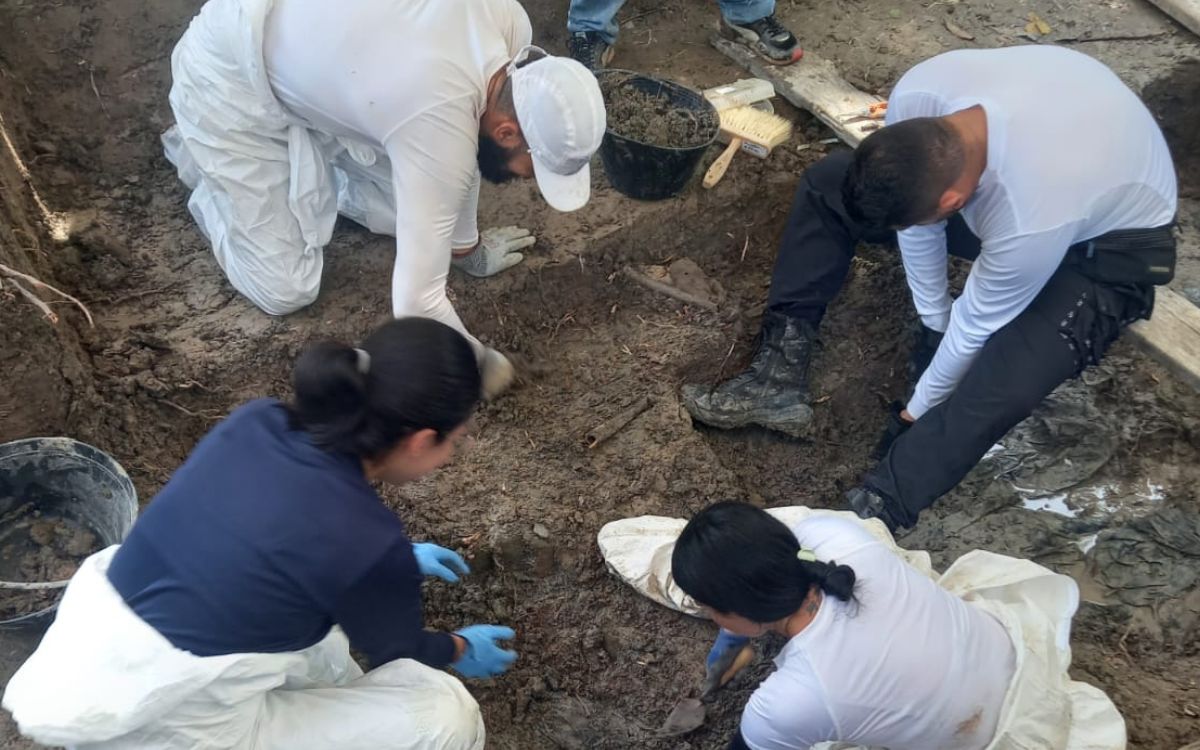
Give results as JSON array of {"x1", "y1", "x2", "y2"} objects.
[
  {"x1": 706, "y1": 629, "x2": 750, "y2": 670},
  {"x1": 453, "y1": 625, "x2": 518, "y2": 679},
  {"x1": 412, "y1": 543, "x2": 470, "y2": 583},
  {"x1": 703, "y1": 629, "x2": 752, "y2": 697}
]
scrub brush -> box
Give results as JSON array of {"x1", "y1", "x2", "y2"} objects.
[{"x1": 702, "y1": 105, "x2": 793, "y2": 189}]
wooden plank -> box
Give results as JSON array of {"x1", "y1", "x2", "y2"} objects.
[
  {"x1": 711, "y1": 37, "x2": 882, "y2": 147},
  {"x1": 1145, "y1": 0, "x2": 1200, "y2": 38},
  {"x1": 1128, "y1": 288, "x2": 1200, "y2": 389},
  {"x1": 714, "y1": 36, "x2": 1200, "y2": 389}
]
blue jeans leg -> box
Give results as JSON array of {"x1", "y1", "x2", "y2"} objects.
[
  {"x1": 718, "y1": 0, "x2": 775, "y2": 24},
  {"x1": 567, "y1": 0, "x2": 626, "y2": 44}
]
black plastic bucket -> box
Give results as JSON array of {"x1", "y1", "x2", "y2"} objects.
[
  {"x1": 0, "y1": 438, "x2": 137, "y2": 627},
  {"x1": 597, "y1": 70, "x2": 719, "y2": 201}
]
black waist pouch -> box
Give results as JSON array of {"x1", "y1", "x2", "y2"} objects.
[{"x1": 1067, "y1": 224, "x2": 1176, "y2": 285}]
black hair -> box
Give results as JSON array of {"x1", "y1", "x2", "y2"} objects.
[
  {"x1": 842, "y1": 117, "x2": 966, "y2": 232},
  {"x1": 477, "y1": 49, "x2": 549, "y2": 184},
  {"x1": 672, "y1": 501, "x2": 857, "y2": 623},
  {"x1": 289, "y1": 317, "x2": 481, "y2": 458},
  {"x1": 477, "y1": 133, "x2": 520, "y2": 185}
]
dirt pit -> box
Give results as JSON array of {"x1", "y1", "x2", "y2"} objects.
[
  {"x1": 2, "y1": 0, "x2": 1200, "y2": 747},
  {"x1": 0, "y1": 512, "x2": 97, "y2": 620},
  {"x1": 601, "y1": 75, "x2": 717, "y2": 148}
]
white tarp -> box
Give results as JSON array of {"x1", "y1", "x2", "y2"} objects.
[
  {"x1": 2, "y1": 548, "x2": 485, "y2": 750},
  {"x1": 597, "y1": 507, "x2": 1125, "y2": 750}
]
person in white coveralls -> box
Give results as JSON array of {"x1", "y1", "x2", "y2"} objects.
[{"x1": 162, "y1": 0, "x2": 606, "y2": 398}]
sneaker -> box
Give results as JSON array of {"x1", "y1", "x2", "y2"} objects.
[
  {"x1": 720, "y1": 15, "x2": 803, "y2": 65},
  {"x1": 567, "y1": 32, "x2": 615, "y2": 73}
]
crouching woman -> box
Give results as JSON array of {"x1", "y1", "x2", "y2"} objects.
[
  {"x1": 599, "y1": 502, "x2": 1126, "y2": 750},
  {"x1": 5, "y1": 317, "x2": 515, "y2": 750}
]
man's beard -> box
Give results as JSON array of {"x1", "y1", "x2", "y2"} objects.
[{"x1": 478, "y1": 134, "x2": 520, "y2": 184}]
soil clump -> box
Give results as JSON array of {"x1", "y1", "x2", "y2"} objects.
[
  {"x1": 0, "y1": 511, "x2": 98, "y2": 620},
  {"x1": 601, "y1": 77, "x2": 715, "y2": 148}
]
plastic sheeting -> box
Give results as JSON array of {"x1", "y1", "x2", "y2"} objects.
[
  {"x1": 598, "y1": 507, "x2": 1126, "y2": 750},
  {"x1": 2, "y1": 548, "x2": 485, "y2": 750}
]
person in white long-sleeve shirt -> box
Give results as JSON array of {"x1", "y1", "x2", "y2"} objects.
[
  {"x1": 162, "y1": 0, "x2": 605, "y2": 398},
  {"x1": 596, "y1": 502, "x2": 1126, "y2": 749},
  {"x1": 680, "y1": 46, "x2": 1177, "y2": 530}
]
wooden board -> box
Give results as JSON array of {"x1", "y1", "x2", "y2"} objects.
[
  {"x1": 1145, "y1": 0, "x2": 1200, "y2": 38},
  {"x1": 711, "y1": 37, "x2": 882, "y2": 147},
  {"x1": 714, "y1": 36, "x2": 1200, "y2": 388},
  {"x1": 1129, "y1": 288, "x2": 1200, "y2": 389}
]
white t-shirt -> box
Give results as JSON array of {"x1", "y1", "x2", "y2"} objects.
[
  {"x1": 262, "y1": 0, "x2": 533, "y2": 342},
  {"x1": 886, "y1": 46, "x2": 1178, "y2": 418},
  {"x1": 740, "y1": 516, "x2": 1015, "y2": 750}
]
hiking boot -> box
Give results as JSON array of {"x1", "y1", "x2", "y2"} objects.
[
  {"x1": 681, "y1": 312, "x2": 815, "y2": 438},
  {"x1": 719, "y1": 15, "x2": 803, "y2": 65},
  {"x1": 567, "y1": 32, "x2": 615, "y2": 72},
  {"x1": 845, "y1": 486, "x2": 906, "y2": 533}
]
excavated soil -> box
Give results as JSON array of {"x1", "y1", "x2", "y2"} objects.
[
  {"x1": 0, "y1": 513, "x2": 97, "y2": 620},
  {"x1": 601, "y1": 76, "x2": 717, "y2": 148},
  {"x1": 2, "y1": 0, "x2": 1200, "y2": 748}
]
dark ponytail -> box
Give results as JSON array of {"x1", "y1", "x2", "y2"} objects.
[
  {"x1": 672, "y1": 502, "x2": 857, "y2": 624},
  {"x1": 289, "y1": 317, "x2": 481, "y2": 458}
]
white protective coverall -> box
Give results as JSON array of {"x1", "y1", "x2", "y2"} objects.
[
  {"x1": 162, "y1": 0, "x2": 530, "y2": 347},
  {"x1": 2, "y1": 548, "x2": 484, "y2": 750},
  {"x1": 598, "y1": 508, "x2": 1126, "y2": 750}
]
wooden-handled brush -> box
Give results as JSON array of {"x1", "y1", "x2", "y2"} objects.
[{"x1": 702, "y1": 106, "x2": 793, "y2": 189}]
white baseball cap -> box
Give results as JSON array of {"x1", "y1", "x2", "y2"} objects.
[{"x1": 510, "y1": 46, "x2": 606, "y2": 213}]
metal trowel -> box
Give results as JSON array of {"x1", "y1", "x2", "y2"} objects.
[{"x1": 658, "y1": 644, "x2": 755, "y2": 737}]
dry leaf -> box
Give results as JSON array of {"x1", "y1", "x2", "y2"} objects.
[
  {"x1": 944, "y1": 17, "x2": 976, "y2": 40},
  {"x1": 1025, "y1": 11, "x2": 1052, "y2": 35}
]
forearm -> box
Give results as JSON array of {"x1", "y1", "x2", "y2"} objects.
[{"x1": 899, "y1": 224, "x2": 952, "y2": 332}]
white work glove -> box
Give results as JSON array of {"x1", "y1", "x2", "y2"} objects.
[
  {"x1": 452, "y1": 226, "x2": 536, "y2": 278},
  {"x1": 480, "y1": 348, "x2": 515, "y2": 400}
]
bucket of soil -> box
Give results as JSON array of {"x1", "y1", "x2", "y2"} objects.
[
  {"x1": 597, "y1": 70, "x2": 719, "y2": 200},
  {"x1": 0, "y1": 438, "x2": 137, "y2": 627}
]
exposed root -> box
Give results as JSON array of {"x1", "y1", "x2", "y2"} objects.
[
  {"x1": 5, "y1": 278, "x2": 58, "y2": 323},
  {"x1": 0, "y1": 262, "x2": 95, "y2": 327}
]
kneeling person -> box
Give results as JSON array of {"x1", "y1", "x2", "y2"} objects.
[
  {"x1": 5, "y1": 319, "x2": 516, "y2": 749},
  {"x1": 165, "y1": 0, "x2": 605, "y2": 397},
  {"x1": 682, "y1": 46, "x2": 1177, "y2": 530},
  {"x1": 599, "y1": 502, "x2": 1126, "y2": 749}
]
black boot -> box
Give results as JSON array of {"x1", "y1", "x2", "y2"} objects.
[
  {"x1": 681, "y1": 312, "x2": 815, "y2": 438},
  {"x1": 845, "y1": 486, "x2": 906, "y2": 533}
]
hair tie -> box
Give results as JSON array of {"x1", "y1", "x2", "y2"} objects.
[
  {"x1": 353, "y1": 348, "x2": 371, "y2": 375},
  {"x1": 796, "y1": 548, "x2": 817, "y2": 563}
]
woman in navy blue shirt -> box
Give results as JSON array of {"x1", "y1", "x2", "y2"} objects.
[{"x1": 6, "y1": 317, "x2": 513, "y2": 750}]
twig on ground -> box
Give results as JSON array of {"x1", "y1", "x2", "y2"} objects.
[
  {"x1": 740, "y1": 235, "x2": 750, "y2": 262},
  {"x1": 88, "y1": 67, "x2": 108, "y2": 114},
  {"x1": 549, "y1": 311, "x2": 576, "y2": 342},
  {"x1": 1055, "y1": 32, "x2": 1169, "y2": 44},
  {"x1": 585, "y1": 396, "x2": 655, "y2": 449},
  {"x1": 622, "y1": 7, "x2": 666, "y2": 25},
  {"x1": 715, "y1": 338, "x2": 739, "y2": 383},
  {"x1": 622, "y1": 265, "x2": 718, "y2": 311},
  {"x1": 0, "y1": 579, "x2": 69, "y2": 591},
  {"x1": 0, "y1": 262, "x2": 95, "y2": 326}
]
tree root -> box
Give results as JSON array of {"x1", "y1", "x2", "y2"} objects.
[{"x1": 0, "y1": 262, "x2": 94, "y2": 327}]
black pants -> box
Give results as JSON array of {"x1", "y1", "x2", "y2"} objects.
[{"x1": 768, "y1": 151, "x2": 1154, "y2": 525}]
